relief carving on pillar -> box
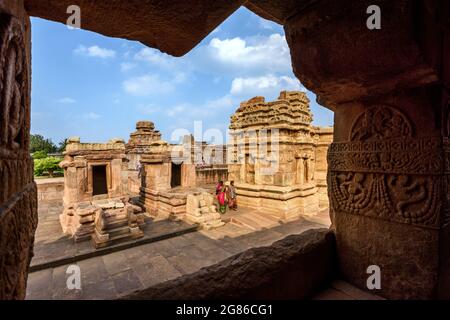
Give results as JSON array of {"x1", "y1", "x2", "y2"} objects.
[
  {"x1": 328, "y1": 105, "x2": 443, "y2": 228},
  {"x1": 0, "y1": 183, "x2": 38, "y2": 299},
  {"x1": 0, "y1": 13, "x2": 36, "y2": 300},
  {"x1": 0, "y1": 14, "x2": 28, "y2": 152},
  {"x1": 0, "y1": 13, "x2": 32, "y2": 202}
]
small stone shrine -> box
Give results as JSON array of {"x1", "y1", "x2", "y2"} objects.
[{"x1": 59, "y1": 137, "x2": 145, "y2": 247}]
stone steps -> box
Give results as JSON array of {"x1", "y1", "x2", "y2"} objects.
[
  {"x1": 104, "y1": 218, "x2": 129, "y2": 230},
  {"x1": 107, "y1": 225, "x2": 132, "y2": 238},
  {"x1": 203, "y1": 220, "x2": 225, "y2": 230},
  {"x1": 92, "y1": 228, "x2": 143, "y2": 249}
]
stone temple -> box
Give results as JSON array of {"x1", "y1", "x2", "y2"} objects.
[
  {"x1": 1, "y1": 0, "x2": 449, "y2": 301},
  {"x1": 56, "y1": 91, "x2": 332, "y2": 245},
  {"x1": 228, "y1": 91, "x2": 333, "y2": 219},
  {"x1": 59, "y1": 137, "x2": 145, "y2": 248},
  {"x1": 137, "y1": 128, "x2": 224, "y2": 229}
]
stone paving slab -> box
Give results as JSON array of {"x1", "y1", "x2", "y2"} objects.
[
  {"x1": 27, "y1": 202, "x2": 331, "y2": 300},
  {"x1": 27, "y1": 216, "x2": 328, "y2": 300},
  {"x1": 31, "y1": 200, "x2": 198, "y2": 272},
  {"x1": 31, "y1": 220, "x2": 198, "y2": 272}
]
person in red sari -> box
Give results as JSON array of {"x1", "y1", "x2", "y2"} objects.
[{"x1": 216, "y1": 180, "x2": 227, "y2": 214}]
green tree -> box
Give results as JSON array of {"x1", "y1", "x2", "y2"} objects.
[
  {"x1": 30, "y1": 134, "x2": 57, "y2": 154},
  {"x1": 34, "y1": 157, "x2": 62, "y2": 177},
  {"x1": 32, "y1": 150, "x2": 48, "y2": 159},
  {"x1": 58, "y1": 138, "x2": 68, "y2": 153}
]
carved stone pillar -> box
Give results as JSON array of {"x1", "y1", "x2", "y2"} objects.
[
  {"x1": 285, "y1": 0, "x2": 449, "y2": 299},
  {"x1": 0, "y1": 1, "x2": 37, "y2": 299}
]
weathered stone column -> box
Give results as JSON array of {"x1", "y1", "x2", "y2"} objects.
[
  {"x1": 285, "y1": 0, "x2": 449, "y2": 299},
  {"x1": 0, "y1": 0, "x2": 37, "y2": 299},
  {"x1": 139, "y1": 151, "x2": 171, "y2": 215}
]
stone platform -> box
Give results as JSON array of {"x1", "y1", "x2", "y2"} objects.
[
  {"x1": 140, "y1": 185, "x2": 225, "y2": 229},
  {"x1": 234, "y1": 182, "x2": 321, "y2": 220}
]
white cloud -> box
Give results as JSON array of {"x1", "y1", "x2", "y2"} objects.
[
  {"x1": 259, "y1": 18, "x2": 275, "y2": 30},
  {"x1": 165, "y1": 95, "x2": 235, "y2": 124},
  {"x1": 204, "y1": 95, "x2": 234, "y2": 110},
  {"x1": 167, "y1": 104, "x2": 188, "y2": 117},
  {"x1": 130, "y1": 49, "x2": 189, "y2": 86},
  {"x1": 123, "y1": 34, "x2": 292, "y2": 79},
  {"x1": 230, "y1": 75, "x2": 305, "y2": 98},
  {"x1": 134, "y1": 48, "x2": 176, "y2": 69},
  {"x1": 83, "y1": 112, "x2": 101, "y2": 120},
  {"x1": 196, "y1": 33, "x2": 292, "y2": 75},
  {"x1": 211, "y1": 26, "x2": 221, "y2": 35},
  {"x1": 123, "y1": 74, "x2": 175, "y2": 96},
  {"x1": 74, "y1": 45, "x2": 116, "y2": 58},
  {"x1": 136, "y1": 104, "x2": 161, "y2": 114},
  {"x1": 120, "y1": 62, "x2": 136, "y2": 72},
  {"x1": 57, "y1": 97, "x2": 76, "y2": 104},
  {"x1": 173, "y1": 72, "x2": 187, "y2": 84}
]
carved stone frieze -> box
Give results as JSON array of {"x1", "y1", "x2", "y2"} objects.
[
  {"x1": 329, "y1": 172, "x2": 441, "y2": 227},
  {"x1": 328, "y1": 105, "x2": 446, "y2": 228},
  {"x1": 328, "y1": 137, "x2": 443, "y2": 175}
]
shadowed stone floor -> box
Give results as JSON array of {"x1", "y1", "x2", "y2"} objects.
[
  {"x1": 26, "y1": 201, "x2": 331, "y2": 300},
  {"x1": 313, "y1": 280, "x2": 385, "y2": 300}
]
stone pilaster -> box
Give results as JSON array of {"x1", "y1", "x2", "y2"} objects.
[
  {"x1": 0, "y1": 0, "x2": 37, "y2": 299},
  {"x1": 285, "y1": 0, "x2": 450, "y2": 299}
]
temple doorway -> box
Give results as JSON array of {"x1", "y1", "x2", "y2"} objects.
[
  {"x1": 92, "y1": 165, "x2": 108, "y2": 196},
  {"x1": 171, "y1": 162, "x2": 182, "y2": 188}
]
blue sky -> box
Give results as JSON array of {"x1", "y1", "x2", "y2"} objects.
[{"x1": 30, "y1": 7, "x2": 334, "y2": 145}]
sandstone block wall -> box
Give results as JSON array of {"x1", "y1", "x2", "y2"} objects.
[
  {"x1": 195, "y1": 167, "x2": 228, "y2": 186},
  {"x1": 36, "y1": 179, "x2": 64, "y2": 202}
]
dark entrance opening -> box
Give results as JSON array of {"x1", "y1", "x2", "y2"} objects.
[
  {"x1": 171, "y1": 162, "x2": 182, "y2": 188},
  {"x1": 93, "y1": 165, "x2": 108, "y2": 196}
]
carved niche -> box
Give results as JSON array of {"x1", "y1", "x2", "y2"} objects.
[{"x1": 328, "y1": 105, "x2": 443, "y2": 228}]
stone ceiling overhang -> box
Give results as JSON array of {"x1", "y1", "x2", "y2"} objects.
[
  {"x1": 22, "y1": 0, "x2": 317, "y2": 57},
  {"x1": 245, "y1": 0, "x2": 318, "y2": 24},
  {"x1": 24, "y1": 0, "x2": 247, "y2": 56}
]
